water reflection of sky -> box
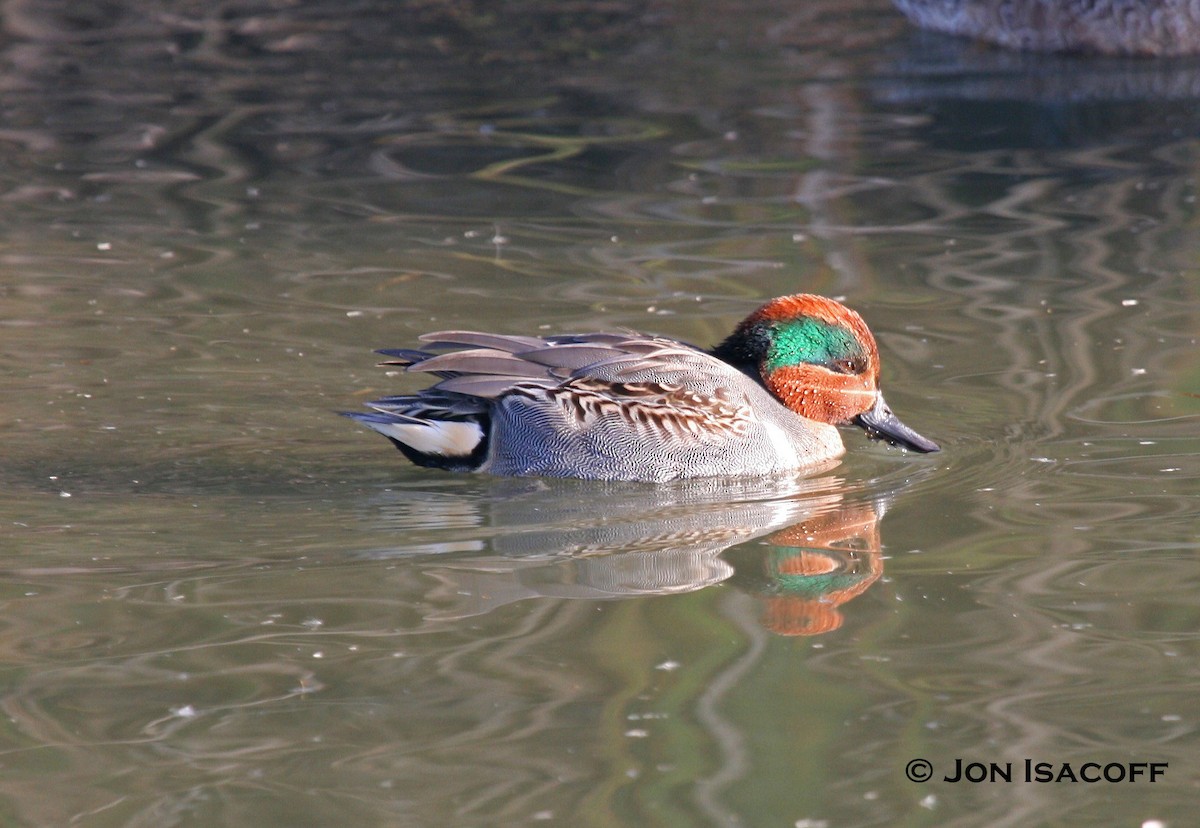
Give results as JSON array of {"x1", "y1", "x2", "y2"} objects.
[{"x1": 1, "y1": 1, "x2": 1199, "y2": 826}]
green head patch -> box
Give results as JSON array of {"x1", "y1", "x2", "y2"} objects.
[{"x1": 764, "y1": 318, "x2": 868, "y2": 375}]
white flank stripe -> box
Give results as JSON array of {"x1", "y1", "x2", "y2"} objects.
[{"x1": 761, "y1": 420, "x2": 799, "y2": 469}]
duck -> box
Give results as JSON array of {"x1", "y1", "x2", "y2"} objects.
[
  {"x1": 892, "y1": 0, "x2": 1200, "y2": 56},
  {"x1": 343, "y1": 294, "x2": 939, "y2": 481}
]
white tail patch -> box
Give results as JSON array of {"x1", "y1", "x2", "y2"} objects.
[{"x1": 364, "y1": 419, "x2": 483, "y2": 457}]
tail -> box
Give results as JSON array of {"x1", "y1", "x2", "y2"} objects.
[
  {"x1": 341, "y1": 409, "x2": 488, "y2": 472},
  {"x1": 346, "y1": 337, "x2": 542, "y2": 472}
]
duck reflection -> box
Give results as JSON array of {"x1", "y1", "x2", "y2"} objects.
[
  {"x1": 359, "y1": 473, "x2": 902, "y2": 636},
  {"x1": 725, "y1": 501, "x2": 883, "y2": 636}
]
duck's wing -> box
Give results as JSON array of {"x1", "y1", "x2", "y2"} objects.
[
  {"x1": 347, "y1": 331, "x2": 766, "y2": 475},
  {"x1": 404, "y1": 331, "x2": 760, "y2": 438}
]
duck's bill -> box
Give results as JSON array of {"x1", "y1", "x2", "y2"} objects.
[{"x1": 853, "y1": 393, "x2": 940, "y2": 453}]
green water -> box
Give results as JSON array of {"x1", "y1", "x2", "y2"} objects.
[{"x1": 2, "y1": 1, "x2": 1199, "y2": 825}]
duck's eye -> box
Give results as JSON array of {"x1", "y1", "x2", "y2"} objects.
[{"x1": 831, "y1": 356, "x2": 865, "y2": 374}]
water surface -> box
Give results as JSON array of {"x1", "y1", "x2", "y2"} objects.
[{"x1": 2, "y1": 1, "x2": 1199, "y2": 825}]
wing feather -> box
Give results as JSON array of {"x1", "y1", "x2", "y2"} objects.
[{"x1": 418, "y1": 331, "x2": 546, "y2": 352}]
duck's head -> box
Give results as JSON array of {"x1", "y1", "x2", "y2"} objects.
[{"x1": 712, "y1": 294, "x2": 939, "y2": 453}]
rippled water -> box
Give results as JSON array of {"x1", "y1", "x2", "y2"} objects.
[{"x1": 2, "y1": 1, "x2": 1199, "y2": 825}]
